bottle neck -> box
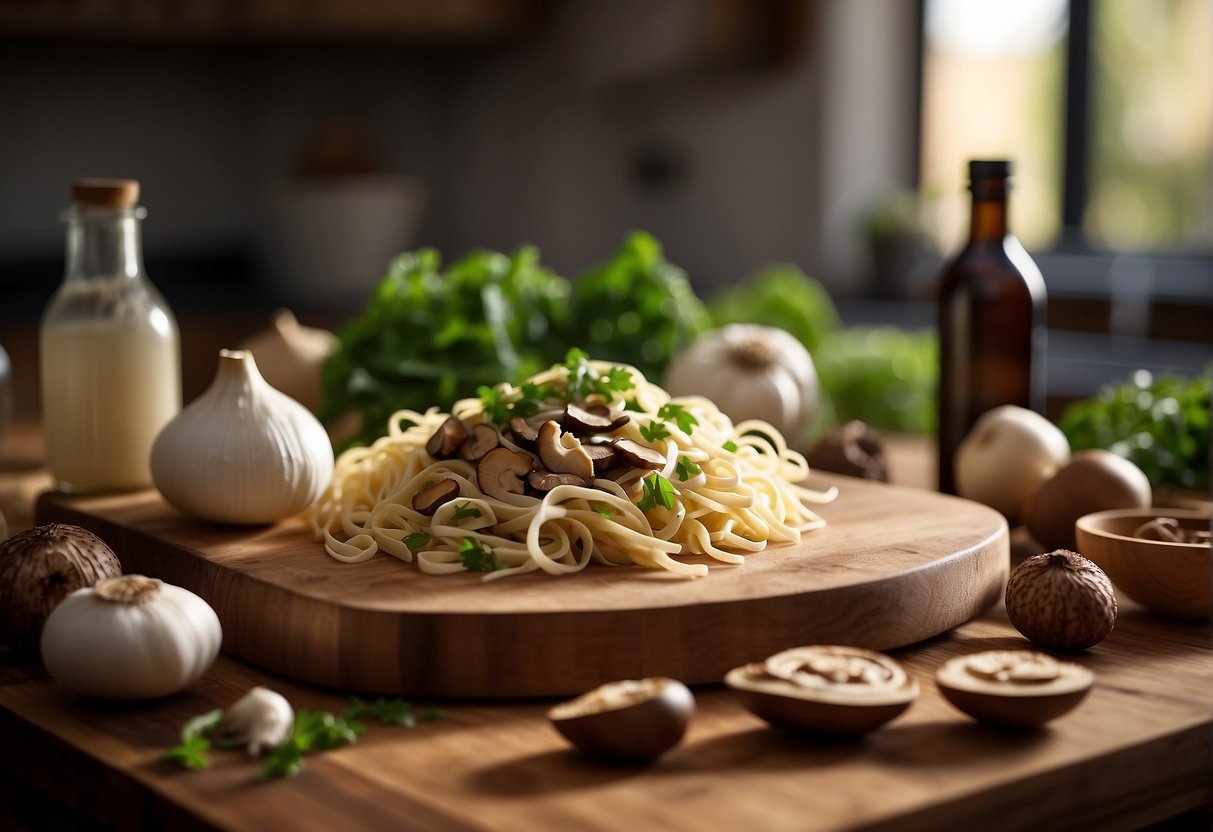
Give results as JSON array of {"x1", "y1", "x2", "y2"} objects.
[
  {"x1": 968, "y1": 179, "x2": 1010, "y2": 244},
  {"x1": 62, "y1": 208, "x2": 145, "y2": 284}
]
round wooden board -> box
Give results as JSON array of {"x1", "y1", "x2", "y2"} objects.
[{"x1": 39, "y1": 475, "x2": 1009, "y2": 698}]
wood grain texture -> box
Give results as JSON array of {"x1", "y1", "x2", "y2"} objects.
[
  {"x1": 35, "y1": 475, "x2": 1008, "y2": 697},
  {"x1": 1, "y1": 602, "x2": 1209, "y2": 832}
]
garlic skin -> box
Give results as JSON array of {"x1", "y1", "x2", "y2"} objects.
[
  {"x1": 239, "y1": 309, "x2": 337, "y2": 414},
  {"x1": 40, "y1": 574, "x2": 222, "y2": 700},
  {"x1": 216, "y1": 686, "x2": 295, "y2": 757},
  {"x1": 663, "y1": 324, "x2": 820, "y2": 445},
  {"x1": 151, "y1": 349, "x2": 334, "y2": 525}
]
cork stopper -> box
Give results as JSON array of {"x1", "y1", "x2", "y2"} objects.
[{"x1": 71, "y1": 179, "x2": 140, "y2": 209}]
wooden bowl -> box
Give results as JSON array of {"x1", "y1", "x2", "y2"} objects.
[{"x1": 1075, "y1": 508, "x2": 1211, "y2": 619}]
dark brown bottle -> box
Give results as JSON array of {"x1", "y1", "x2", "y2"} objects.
[{"x1": 937, "y1": 160, "x2": 1047, "y2": 494}]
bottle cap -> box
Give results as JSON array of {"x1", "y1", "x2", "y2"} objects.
[
  {"x1": 968, "y1": 160, "x2": 1012, "y2": 181},
  {"x1": 71, "y1": 179, "x2": 140, "y2": 209}
]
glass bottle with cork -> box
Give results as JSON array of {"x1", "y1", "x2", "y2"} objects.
[
  {"x1": 937, "y1": 160, "x2": 1047, "y2": 494},
  {"x1": 40, "y1": 179, "x2": 181, "y2": 492}
]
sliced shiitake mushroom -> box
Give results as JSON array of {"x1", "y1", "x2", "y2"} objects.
[
  {"x1": 581, "y1": 443, "x2": 618, "y2": 476},
  {"x1": 612, "y1": 439, "x2": 666, "y2": 470},
  {"x1": 411, "y1": 478, "x2": 460, "y2": 516},
  {"x1": 725, "y1": 645, "x2": 918, "y2": 735},
  {"x1": 536, "y1": 421, "x2": 595, "y2": 480},
  {"x1": 562, "y1": 402, "x2": 631, "y2": 435},
  {"x1": 548, "y1": 677, "x2": 695, "y2": 762},
  {"x1": 475, "y1": 447, "x2": 534, "y2": 501},
  {"x1": 509, "y1": 416, "x2": 539, "y2": 450},
  {"x1": 528, "y1": 470, "x2": 590, "y2": 492},
  {"x1": 935, "y1": 649, "x2": 1094, "y2": 728},
  {"x1": 458, "y1": 423, "x2": 501, "y2": 462},
  {"x1": 426, "y1": 416, "x2": 469, "y2": 460}
]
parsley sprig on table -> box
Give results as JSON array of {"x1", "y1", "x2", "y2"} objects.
[{"x1": 165, "y1": 697, "x2": 445, "y2": 781}]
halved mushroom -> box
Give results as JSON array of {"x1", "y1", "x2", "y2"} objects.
[
  {"x1": 934, "y1": 649, "x2": 1093, "y2": 728},
  {"x1": 459, "y1": 423, "x2": 501, "y2": 461},
  {"x1": 581, "y1": 443, "x2": 618, "y2": 476},
  {"x1": 548, "y1": 677, "x2": 695, "y2": 762},
  {"x1": 476, "y1": 447, "x2": 534, "y2": 500},
  {"x1": 509, "y1": 417, "x2": 539, "y2": 450},
  {"x1": 563, "y1": 402, "x2": 631, "y2": 435},
  {"x1": 536, "y1": 421, "x2": 595, "y2": 480},
  {"x1": 612, "y1": 439, "x2": 666, "y2": 470},
  {"x1": 411, "y1": 478, "x2": 460, "y2": 516},
  {"x1": 725, "y1": 645, "x2": 918, "y2": 735},
  {"x1": 528, "y1": 470, "x2": 591, "y2": 492},
  {"x1": 426, "y1": 416, "x2": 469, "y2": 460}
]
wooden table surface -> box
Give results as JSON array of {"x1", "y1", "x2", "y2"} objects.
[{"x1": 2, "y1": 426, "x2": 1211, "y2": 831}]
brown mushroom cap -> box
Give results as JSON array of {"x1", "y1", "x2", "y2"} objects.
[
  {"x1": 548, "y1": 677, "x2": 695, "y2": 761},
  {"x1": 476, "y1": 447, "x2": 534, "y2": 500},
  {"x1": 509, "y1": 417, "x2": 539, "y2": 450},
  {"x1": 935, "y1": 649, "x2": 1094, "y2": 727},
  {"x1": 412, "y1": 479, "x2": 460, "y2": 516},
  {"x1": 612, "y1": 439, "x2": 666, "y2": 470},
  {"x1": 536, "y1": 421, "x2": 595, "y2": 480},
  {"x1": 563, "y1": 402, "x2": 631, "y2": 435},
  {"x1": 581, "y1": 443, "x2": 619, "y2": 475},
  {"x1": 459, "y1": 423, "x2": 501, "y2": 462},
  {"x1": 426, "y1": 417, "x2": 469, "y2": 460}
]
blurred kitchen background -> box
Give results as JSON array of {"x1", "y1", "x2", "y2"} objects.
[{"x1": 0, "y1": 0, "x2": 1209, "y2": 429}]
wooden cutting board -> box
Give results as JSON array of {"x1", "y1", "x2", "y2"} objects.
[{"x1": 36, "y1": 475, "x2": 1008, "y2": 698}]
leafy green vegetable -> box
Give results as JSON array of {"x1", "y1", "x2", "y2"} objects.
[
  {"x1": 459, "y1": 538, "x2": 502, "y2": 572},
  {"x1": 452, "y1": 503, "x2": 481, "y2": 522},
  {"x1": 343, "y1": 697, "x2": 445, "y2": 728},
  {"x1": 569, "y1": 231, "x2": 710, "y2": 381},
  {"x1": 656, "y1": 402, "x2": 697, "y2": 435},
  {"x1": 1059, "y1": 371, "x2": 1210, "y2": 492},
  {"x1": 707, "y1": 264, "x2": 840, "y2": 353},
  {"x1": 404, "y1": 531, "x2": 431, "y2": 550},
  {"x1": 675, "y1": 455, "x2": 701, "y2": 482},
  {"x1": 814, "y1": 327, "x2": 938, "y2": 436},
  {"x1": 259, "y1": 709, "x2": 365, "y2": 781},
  {"x1": 322, "y1": 246, "x2": 569, "y2": 450},
  {"x1": 637, "y1": 473, "x2": 677, "y2": 513},
  {"x1": 163, "y1": 708, "x2": 223, "y2": 770},
  {"x1": 722, "y1": 440, "x2": 738, "y2": 452},
  {"x1": 639, "y1": 421, "x2": 671, "y2": 443}
]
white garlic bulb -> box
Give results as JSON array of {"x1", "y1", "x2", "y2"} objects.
[
  {"x1": 238, "y1": 309, "x2": 337, "y2": 414},
  {"x1": 151, "y1": 349, "x2": 334, "y2": 525},
  {"x1": 216, "y1": 686, "x2": 295, "y2": 756},
  {"x1": 40, "y1": 574, "x2": 222, "y2": 700}
]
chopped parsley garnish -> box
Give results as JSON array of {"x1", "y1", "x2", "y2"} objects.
[
  {"x1": 459, "y1": 538, "x2": 503, "y2": 572},
  {"x1": 478, "y1": 350, "x2": 634, "y2": 424},
  {"x1": 623, "y1": 397, "x2": 646, "y2": 413},
  {"x1": 656, "y1": 402, "x2": 698, "y2": 435},
  {"x1": 404, "y1": 531, "x2": 431, "y2": 550},
  {"x1": 639, "y1": 421, "x2": 671, "y2": 443},
  {"x1": 593, "y1": 505, "x2": 614, "y2": 520},
  {"x1": 162, "y1": 708, "x2": 223, "y2": 770},
  {"x1": 723, "y1": 440, "x2": 738, "y2": 452},
  {"x1": 636, "y1": 473, "x2": 677, "y2": 513},
  {"x1": 344, "y1": 697, "x2": 446, "y2": 728},
  {"x1": 675, "y1": 455, "x2": 701, "y2": 482},
  {"x1": 452, "y1": 502, "x2": 481, "y2": 522}
]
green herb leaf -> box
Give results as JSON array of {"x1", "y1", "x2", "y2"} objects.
[
  {"x1": 180, "y1": 709, "x2": 223, "y2": 743},
  {"x1": 637, "y1": 473, "x2": 677, "y2": 513},
  {"x1": 675, "y1": 456, "x2": 701, "y2": 482},
  {"x1": 600, "y1": 367, "x2": 635, "y2": 395},
  {"x1": 639, "y1": 421, "x2": 671, "y2": 443},
  {"x1": 593, "y1": 505, "x2": 614, "y2": 520},
  {"x1": 164, "y1": 736, "x2": 213, "y2": 771},
  {"x1": 459, "y1": 538, "x2": 502, "y2": 572},
  {"x1": 343, "y1": 697, "x2": 445, "y2": 728},
  {"x1": 452, "y1": 502, "x2": 482, "y2": 523},
  {"x1": 723, "y1": 440, "x2": 738, "y2": 452},
  {"x1": 404, "y1": 531, "x2": 432, "y2": 550},
  {"x1": 656, "y1": 403, "x2": 698, "y2": 435},
  {"x1": 477, "y1": 385, "x2": 511, "y2": 424},
  {"x1": 623, "y1": 397, "x2": 646, "y2": 413}
]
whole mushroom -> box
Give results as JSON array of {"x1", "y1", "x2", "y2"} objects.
[
  {"x1": 1025, "y1": 450, "x2": 1151, "y2": 550},
  {"x1": 1005, "y1": 550, "x2": 1117, "y2": 649}
]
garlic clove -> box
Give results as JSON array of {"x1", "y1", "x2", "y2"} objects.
[
  {"x1": 239, "y1": 310, "x2": 337, "y2": 414},
  {"x1": 151, "y1": 350, "x2": 335, "y2": 525},
  {"x1": 216, "y1": 686, "x2": 295, "y2": 757}
]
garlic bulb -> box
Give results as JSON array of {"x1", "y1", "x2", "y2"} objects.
[
  {"x1": 663, "y1": 324, "x2": 820, "y2": 444},
  {"x1": 238, "y1": 309, "x2": 337, "y2": 414},
  {"x1": 151, "y1": 349, "x2": 334, "y2": 525},
  {"x1": 216, "y1": 686, "x2": 295, "y2": 756},
  {"x1": 40, "y1": 574, "x2": 222, "y2": 700}
]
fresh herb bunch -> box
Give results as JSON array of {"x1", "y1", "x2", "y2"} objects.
[
  {"x1": 1059, "y1": 371, "x2": 1210, "y2": 492},
  {"x1": 165, "y1": 697, "x2": 444, "y2": 781},
  {"x1": 321, "y1": 246, "x2": 569, "y2": 450},
  {"x1": 707, "y1": 264, "x2": 840, "y2": 353},
  {"x1": 569, "y1": 231, "x2": 710, "y2": 382}
]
